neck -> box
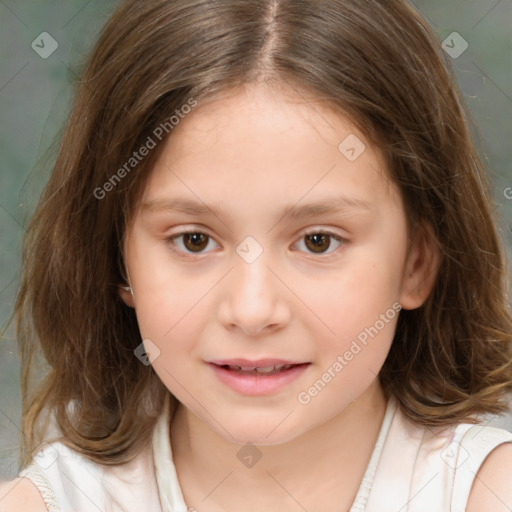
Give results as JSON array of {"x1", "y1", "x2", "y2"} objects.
[{"x1": 170, "y1": 381, "x2": 387, "y2": 512}]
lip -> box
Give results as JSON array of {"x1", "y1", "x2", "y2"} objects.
[
  {"x1": 207, "y1": 359, "x2": 310, "y2": 396},
  {"x1": 210, "y1": 358, "x2": 304, "y2": 367}
]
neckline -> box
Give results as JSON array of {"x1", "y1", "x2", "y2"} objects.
[
  {"x1": 349, "y1": 394, "x2": 398, "y2": 511},
  {"x1": 152, "y1": 393, "x2": 398, "y2": 512}
]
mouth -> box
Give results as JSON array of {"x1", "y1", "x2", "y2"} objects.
[
  {"x1": 207, "y1": 359, "x2": 311, "y2": 395},
  {"x1": 214, "y1": 363, "x2": 307, "y2": 376},
  {"x1": 210, "y1": 358, "x2": 309, "y2": 374}
]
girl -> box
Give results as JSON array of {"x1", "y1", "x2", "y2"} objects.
[{"x1": 2, "y1": 0, "x2": 512, "y2": 510}]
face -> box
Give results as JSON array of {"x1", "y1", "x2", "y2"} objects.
[{"x1": 121, "y1": 83, "x2": 436, "y2": 445}]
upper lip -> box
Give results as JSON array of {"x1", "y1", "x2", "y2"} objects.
[{"x1": 209, "y1": 358, "x2": 307, "y2": 368}]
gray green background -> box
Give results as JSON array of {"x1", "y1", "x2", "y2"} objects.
[{"x1": 1, "y1": 0, "x2": 512, "y2": 480}]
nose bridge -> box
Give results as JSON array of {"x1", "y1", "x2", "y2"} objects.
[
  {"x1": 218, "y1": 242, "x2": 290, "y2": 334},
  {"x1": 232, "y1": 234, "x2": 273, "y2": 295},
  {"x1": 231, "y1": 247, "x2": 274, "y2": 306}
]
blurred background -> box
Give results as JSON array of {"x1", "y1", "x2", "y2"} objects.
[{"x1": 1, "y1": 0, "x2": 511, "y2": 480}]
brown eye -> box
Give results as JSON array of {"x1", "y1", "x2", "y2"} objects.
[
  {"x1": 170, "y1": 232, "x2": 218, "y2": 254},
  {"x1": 183, "y1": 233, "x2": 209, "y2": 252},
  {"x1": 294, "y1": 231, "x2": 344, "y2": 255},
  {"x1": 304, "y1": 233, "x2": 332, "y2": 253}
]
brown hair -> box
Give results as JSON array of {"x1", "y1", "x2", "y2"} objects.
[{"x1": 16, "y1": 0, "x2": 512, "y2": 468}]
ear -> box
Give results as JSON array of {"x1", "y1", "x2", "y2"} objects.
[
  {"x1": 399, "y1": 222, "x2": 441, "y2": 310},
  {"x1": 118, "y1": 285, "x2": 135, "y2": 308}
]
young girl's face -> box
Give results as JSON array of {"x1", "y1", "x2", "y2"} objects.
[{"x1": 121, "y1": 83, "x2": 436, "y2": 445}]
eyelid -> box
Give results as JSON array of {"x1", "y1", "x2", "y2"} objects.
[
  {"x1": 300, "y1": 227, "x2": 346, "y2": 238},
  {"x1": 166, "y1": 225, "x2": 217, "y2": 240}
]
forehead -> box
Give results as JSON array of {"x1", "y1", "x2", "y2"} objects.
[
  {"x1": 139, "y1": 83, "x2": 400, "y2": 220},
  {"x1": 162, "y1": 83, "x2": 369, "y2": 160}
]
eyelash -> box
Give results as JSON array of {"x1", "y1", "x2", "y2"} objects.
[{"x1": 166, "y1": 228, "x2": 346, "y2": 258}]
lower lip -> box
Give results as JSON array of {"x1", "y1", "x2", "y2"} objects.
[{"x1": 208, "y1": 363, "x2": 310, "y2": 396}]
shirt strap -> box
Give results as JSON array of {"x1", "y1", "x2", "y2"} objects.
[{"x1": 451, "y1": 424, "x2": 512, "y2": 512}]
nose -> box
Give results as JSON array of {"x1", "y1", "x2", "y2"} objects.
[{"x1": 217, "y1": 251, "x2": 292, "y2": 336}]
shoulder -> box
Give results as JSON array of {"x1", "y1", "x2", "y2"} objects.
[
  {"x1": 466, "y1": 442, "x2": 512, "y2": 511},
  {"x1": 0, "y1": 477, "x2": 48, "y2": 511}
]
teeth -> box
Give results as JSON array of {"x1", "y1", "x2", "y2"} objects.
[
  {"x1": 226, "y1": 364, "x2": 293, "y2": 373},
  {"x1": 255, "y1": 366, "x2": 275, "y2": 373}
]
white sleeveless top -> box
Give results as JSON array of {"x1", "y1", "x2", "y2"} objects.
[{"x1": 18, "y1": 394, "x2": 512, "y2": 512}]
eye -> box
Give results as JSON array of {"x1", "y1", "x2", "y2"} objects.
[
  {"x1": 167, "y1": 229, "x2": 345, "y2": 256},
  {"x1": 168, "y1": 231, "x2": 219, "y2": 254},
  {"x1": 293, "y1": 230, "x2": 345, "y2": 255}
]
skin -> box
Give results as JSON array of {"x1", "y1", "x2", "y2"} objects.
[
  {"x1": 119, "y1": 81, "x2": 440, "y2": 512},
  {"x1": 1, "y1": 84, "x2": 510, "y2": 512}
]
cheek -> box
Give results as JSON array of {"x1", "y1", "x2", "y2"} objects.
[
  {"x1": 300, "y1": 259, "x2": 402, "y2": 340},
  {"x1": 293, "y1": 251, "x2": 402, "y2": 389},
  {"x1": 296, "y1": 314, "x2": 397, "y2": 415},
  {"x1": 136, "y1": 300, "x2": 207, "y2": 397},
  {"x1": 134, "y1": 286, "x2": 207, "y2": 354},
  {"x1": 318, "y1": 308, "x2": 397, "y2": 380},
  {"x1": 128, "y1": 238, "x2": 211, "y2": 336}
]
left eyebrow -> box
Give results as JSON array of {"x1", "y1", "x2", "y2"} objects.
[{"x1": 284, "y1": 196, "x2": 373, "y2": 220}]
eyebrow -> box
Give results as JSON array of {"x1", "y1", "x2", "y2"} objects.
[{"x1": 142, "y1": 196, "x2": 373, "y2": 222}]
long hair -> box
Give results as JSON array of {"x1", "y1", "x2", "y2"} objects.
[{"x1": 16, "y1": 0, "x2": 512, "y2": 468}]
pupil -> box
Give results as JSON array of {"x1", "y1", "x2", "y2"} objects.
[
  {"x1": 184, "y1": 233, "x2": 208, "y2": 252},
  {"x1": 305, "y1": 234, "x2": 330, "y2": 253}
]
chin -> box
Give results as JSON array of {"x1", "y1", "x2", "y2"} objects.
[{"x1": 212, "y1": 413, "x2": 307, "y2": 447}]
